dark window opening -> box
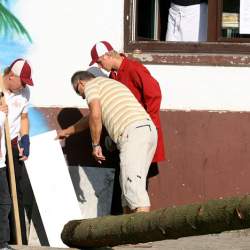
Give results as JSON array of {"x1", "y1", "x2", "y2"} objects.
[
  {"x1": 137, "y1": 0, "x2": 156, "y2": 40},
  {"x1": 136, "y1": 0, "x2": 171, "y2": 41},
  {"x1": 221, "y1": 0, "x2": 250, "y2": 39},
  {"x1": 124, "y1": 0, "x2": 250, "y2": 56}
]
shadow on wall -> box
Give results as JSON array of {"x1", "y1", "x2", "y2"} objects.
[
  {"x1": 57, "y1": 107, "x2": 120, "y2": 216},
  {"x1": 57, "y1": 107, "x2": 94, "y2": 166}
]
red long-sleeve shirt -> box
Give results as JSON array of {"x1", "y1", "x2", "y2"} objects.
[{"x1": 110, "y1": 56, "x2": 166, "y2": 162}]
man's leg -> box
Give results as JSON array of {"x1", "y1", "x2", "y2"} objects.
[
  {"x1": 166, "y1": 4, "x2": 182, "y2": 41},
  {"x1": 8, "y1": 145, "x2": 27, "y2": 244},
  {"x1": 0, "y1": 168, "x2": 12, "y2": 248},
  {"x1": 118, "y1": 120, "x2": 157, "y2": 213},
  {"x1": 110, "y1": 164, "x2": 123, "y2": 215},
  {"x1": 146, "y1": 162, "x2": 159, "y2": 191},
  {"x1": 0, "y1": 205, "x2": 11, "y2": 247}
]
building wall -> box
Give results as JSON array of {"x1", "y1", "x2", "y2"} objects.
[
  {"x1": 14, "y1": 0, "x2": 124, "y2": 107},
  {"x1": 11, "y1": 0, "x2": 250, "y2": 112},
  {"x1": 148, "y1": 65, "x2": 250, "y2": 112},
  {"x1": 4, "y1": 0, "x2": 250, "y2": 218},
  {"x1": 36, "y1": 107, "x2": 250, "y2": 210}
]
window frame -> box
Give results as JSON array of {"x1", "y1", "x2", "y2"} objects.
[{"x1": 124, "y1": 0, "x2": 250, "y2": 55}]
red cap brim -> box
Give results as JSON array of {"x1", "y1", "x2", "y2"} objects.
[
  {"x1": 21, "y1": 77, "x2": 34, "y2": 86},
  {"x1": 89, "y1": 60, "x2": 96, "y2": 66}
]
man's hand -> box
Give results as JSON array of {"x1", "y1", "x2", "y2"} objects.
[
  {"x1": 92, "y1": 145, "x2": 106, "y2": 164},
  {"x1": 18, "y1": 147, "x2": 28, "y2": 161},
  {"x1": 55, "y1": 129, "x2": 71, "y2": 140},
  {"x1": 0, "y1": 104, "x2": 8, "y2": 115},
  {"x1": 18, "y1": 135, "x2": 30, "y2": 161}
]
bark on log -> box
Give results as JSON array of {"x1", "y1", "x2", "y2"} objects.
[{"x1": 61, "y1": 195, "x2": 250, "y2": 248}]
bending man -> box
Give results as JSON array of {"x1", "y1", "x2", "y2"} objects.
[{"x1": 71, "y1": 71, "x2": 157, "y2": 213}]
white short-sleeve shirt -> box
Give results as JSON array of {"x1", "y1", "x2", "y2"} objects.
[{"x1": 5, "y1": 86, "x2": 30, "y2": 140}]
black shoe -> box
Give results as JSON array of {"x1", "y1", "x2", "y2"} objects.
[{"x1": 0, "y1": 243, "x2": 15, "y2": 250}]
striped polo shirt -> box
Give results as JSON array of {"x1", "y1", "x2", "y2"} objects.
[{"x1": 84, "y1": 77, "x2": 150, "y2": 143}]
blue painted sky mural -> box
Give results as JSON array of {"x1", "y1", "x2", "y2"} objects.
[
  {"x1": 0, "y1": 0, "x2": 31, "y2": 70},
  {"x1": 29, "y1": 107, "x2": 50, "y2": 137},
  {"x1": 0, "y1": 0, "x2": 49, "y2": 136}
]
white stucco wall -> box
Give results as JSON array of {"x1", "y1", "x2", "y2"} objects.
[
  {"x1": 147, "y1": 65, "x2": 250, "y2": 111},
  {"x1": 15, "y1": 0, "x2": 250, "y2": 112},
  {"x1": 15, "y1": 0, "x2": 124, "y2": 107},
  {"x1": 8, "y1": 2, "x2": 250, "y2": 244}
]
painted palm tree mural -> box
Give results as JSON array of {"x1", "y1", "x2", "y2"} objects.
[
  {"x1": 0, "y1": 0, "x2": 31, "y2": 42},
  {"x1": 0, "y1": 1, "x2": 49, "y2": 136},
  {"x1": 0, "y1": 0, "x2": 32, "y2": 69}
]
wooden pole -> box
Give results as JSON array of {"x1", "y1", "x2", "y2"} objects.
[
  {"x1": 61, "y1": 195, "x2": 250, "y2": 248},
  {"x1": 0, "y1": 74, "x2": 22, "y2": 245}
]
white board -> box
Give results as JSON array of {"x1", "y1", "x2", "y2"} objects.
[{"x1": 25, "y1": 130, "x2": 82, "y2": 247}]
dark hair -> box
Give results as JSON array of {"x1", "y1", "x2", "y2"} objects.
[
  {"x1": 3, "y1": 66, "x2": 11, "y2": 76},
  {"x1": 71, "y1": 71, "x2": 95, "y2": 85}
]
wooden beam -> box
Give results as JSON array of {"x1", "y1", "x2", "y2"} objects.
[{"x1": 0, "y1": 73, "x2": 22, "y2": 245}]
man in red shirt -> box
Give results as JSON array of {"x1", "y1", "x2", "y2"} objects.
[
  {"x1": 56, "y1": 42, "x2": 166, "y2": 213},
  {"x1": 89, "y1": 41, "x2": 165, "y2": 164}
]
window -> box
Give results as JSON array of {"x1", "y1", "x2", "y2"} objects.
[
  {"x1": 218, "y1": 0, "x2": 250, "y2": 42},
  {"x1": 124, "y1": 0, "x2": 250, "y2": 58}
]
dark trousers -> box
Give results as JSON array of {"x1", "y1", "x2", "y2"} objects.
[
  {"x1": 0, "y1": 167, "x2": 12, "y2": 246},
  {"x1": 8, "y1": 145, "x2": 28, "y2": 244}
]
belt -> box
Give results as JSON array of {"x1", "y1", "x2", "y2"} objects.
[{"x1": 11, "y1": 137, "x2": 18, "y2": 146}]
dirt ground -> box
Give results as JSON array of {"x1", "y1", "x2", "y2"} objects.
[{"x1": 13, "y1": 228, "x2": 250, "y2": 250}]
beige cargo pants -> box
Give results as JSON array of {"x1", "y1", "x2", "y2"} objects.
[{"x1": 117, "y1": 119, "x2": 157, "y2": 210}]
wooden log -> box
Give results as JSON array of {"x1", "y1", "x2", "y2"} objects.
[{"x1": 61, "y1": 195, "x2": 250, "y2": 248}]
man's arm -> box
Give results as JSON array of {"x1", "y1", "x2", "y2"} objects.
[
  {"x1": 0, "y1": 104, "x2": 8, "y2": 115},
  {"x1": 19, "y1": 112, "x2": 30, "y2": 160},
  {"x1": 56, "y1": 115, "x2": 89, "y2": 139},
  {"x1": 88, "y1": 99, "x2": 105, "y2": 164},
  {"x1": 133, "y1": 67, "x2": 162, "y2": 125},
  {"x1": 20, "y1": 112, "x2": 29, "y2": 136},
  {"x1": 89, "y1": 100, "x2": 102, "y2": 145}
]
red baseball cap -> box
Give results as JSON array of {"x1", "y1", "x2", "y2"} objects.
[
  {"x1": 89, "y1": 41, "x2": 114, "y2": 66},
  {"x1": 9, "y1": 58, "x2": 34, "y2": 86}
]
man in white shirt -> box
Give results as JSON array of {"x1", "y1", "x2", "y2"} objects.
[{"x1": 0, "y1": 58, "x2": 33, "y2": 246}]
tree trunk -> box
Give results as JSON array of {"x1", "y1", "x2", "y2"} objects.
[{"x1": 61, "y1": 195, "x2": 250, "y2": 248}]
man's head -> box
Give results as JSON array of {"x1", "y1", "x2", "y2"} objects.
[
  {"x1": 71, "y1": 71, "x2": 95, "y2": 98},
  {"x1": 89, "y1": 41, "x2": 120, "y2": 72},
  {"x1": 3, "y1": 58, "x2": 33, "y2": 92}
]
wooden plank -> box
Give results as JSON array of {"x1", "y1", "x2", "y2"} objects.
[{"x1": 0, "y1": 73, "x2": 22, "y2": 245}]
